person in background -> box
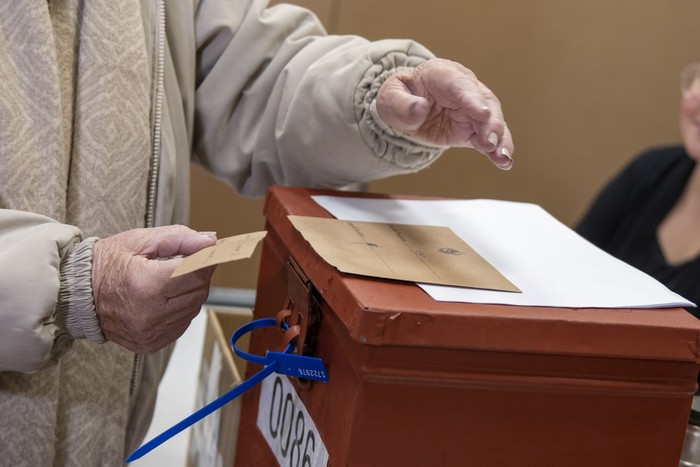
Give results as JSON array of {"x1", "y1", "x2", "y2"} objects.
[
  {"x1": 0, "y1": 1, "x2": 514, "y2": 465},
  {"x1": 576, "y1": 61, "x2": 700, "y2": 459},
  {"x1": 576, "y1": 62, "x2": 700, "y2": 320}
]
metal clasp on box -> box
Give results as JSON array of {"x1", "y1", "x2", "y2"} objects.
[{"x1": 275, "y1": 257, "x2": 322, "y2": 388}]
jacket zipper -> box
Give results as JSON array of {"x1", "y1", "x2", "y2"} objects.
[
  {"x1": 131, "y1": 0, "x2": 166, "y2": 398},
  {"x1": 145, "y1": 0, "x2": 166, "y2": 229}
]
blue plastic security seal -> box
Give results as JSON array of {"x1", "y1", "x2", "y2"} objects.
[
  {"x1": 231, "y1": 318, "x2": 328, "y2": 383},
  {"x1": 126, "y1": 317, "x2": 328, "y2": 463}
]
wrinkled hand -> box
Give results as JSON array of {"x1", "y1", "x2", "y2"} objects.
[
  {"x1": 92, "y1": 225, "x2": 217, "y2": 354},
  {"x1": 376, "y1": 58, "x2": 514, "y2": 169}
]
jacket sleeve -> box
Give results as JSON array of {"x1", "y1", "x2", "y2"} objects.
[
  {"x1": 0, "y1": 210, "x2": 104, "y2": 373},
  {"x1": 192, "y1": 0, "x2": 445, "y2": 197}
]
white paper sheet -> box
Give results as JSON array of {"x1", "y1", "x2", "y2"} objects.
[{"x1": 312, "y1": 196, "x2": 695, "y2": 309}]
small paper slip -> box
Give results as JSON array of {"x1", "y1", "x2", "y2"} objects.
[
  {"x1": 171, "y1": 231, "x2": 267, "y2": 277},
  {"x1": 288, "y1": 215, "x2": 520, "y2": 292}
]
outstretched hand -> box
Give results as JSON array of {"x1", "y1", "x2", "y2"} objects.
[
  {"x1": 92, "y1": 225, "x2": 217, "y2": 354},
  {"x1": 376, "y1": 58, "x2": 514, "y2": 169}
]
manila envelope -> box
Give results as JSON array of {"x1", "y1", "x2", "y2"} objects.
[{"x1": 288, "y1": 215, "x2": 520, "y2": 292}]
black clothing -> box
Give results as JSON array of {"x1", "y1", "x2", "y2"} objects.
[{"x1": 576, "y1": 145, "x2": 700, "y2": 319}]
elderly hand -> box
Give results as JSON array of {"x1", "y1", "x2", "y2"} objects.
[
  {"x1": 92, "y1": 225, "x2": 217, "y2": 354},
  {"x1": 376, "y1": 58, "x2": 514, "y2": 170}
]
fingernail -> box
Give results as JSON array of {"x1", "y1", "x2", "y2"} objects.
[
  {"x1": 499, "y1": 147, "x2": 514, "y2": 169},
  {"x1": 487, "y1": 132, "x2": 498, "y2": 147},
  {"x1": 199, "y1": 231, "x2": 217, "y2": 240}
]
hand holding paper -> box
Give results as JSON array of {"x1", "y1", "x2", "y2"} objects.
[
  {"x1": 91, "y1": 229, "x2": 267, "y2": 355},
  {"x1": 92, "y1": 226, "x2": 218, "y2": 354}
]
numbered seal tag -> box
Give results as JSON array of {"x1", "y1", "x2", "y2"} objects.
[
  {"x1": 268, "y1": 351, "x2": 328, "y2": 382},
  {"x1": 257, "y1": 374, "x2": 329, "y2": 467},
  {"x1": 126, "y1": 317, "x2": 328, "y2": 463}
]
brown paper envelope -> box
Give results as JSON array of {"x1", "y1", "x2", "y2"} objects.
[
  {"x1": 288, "y1": 216, "x2": 520, "y2": 292},
  {"x1": 171, "y1": 231, "x2": 267, "y2": 277}
]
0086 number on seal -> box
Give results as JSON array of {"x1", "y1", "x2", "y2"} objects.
[{"x1": 257, "y1": 375, "x2": 329, "y2": 466}]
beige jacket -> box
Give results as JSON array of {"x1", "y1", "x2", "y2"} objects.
[{"x1": 0, "y1": 0, "x2": 440, "y2": 463}]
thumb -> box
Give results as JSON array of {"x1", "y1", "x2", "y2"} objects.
[
  {"x1": 177, "y1": 231, "x2": 218, "y2": 256},
  {"x1": 376, "y1": 78, "x2": 430, "y2": 133},
  {"x1": 139, "y1": 226, "x2": 217, "y2": 258}
]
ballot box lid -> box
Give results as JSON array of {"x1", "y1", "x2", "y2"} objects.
[{"x1": 262, "y1": 186, "x2": 700, "y2": 363}]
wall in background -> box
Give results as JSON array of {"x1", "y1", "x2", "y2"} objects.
[{"x1": 190, "y1": 0, "x2": 700, "y2": 289}]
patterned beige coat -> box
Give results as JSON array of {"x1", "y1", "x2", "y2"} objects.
[{"x1": 0, "y1": 0, "x2": 440, "y2": 464}]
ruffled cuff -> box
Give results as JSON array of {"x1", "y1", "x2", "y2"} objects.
[
  {"x1": 55, "y1": 237, "x2": 106, "y2": 343},
  {"x1": 355, "y1": 59, "x2": 446, "y2": 170}
]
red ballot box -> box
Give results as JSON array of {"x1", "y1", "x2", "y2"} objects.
[{"x1": 234, "y1": 186, "x2": 700, "y2": 467}]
